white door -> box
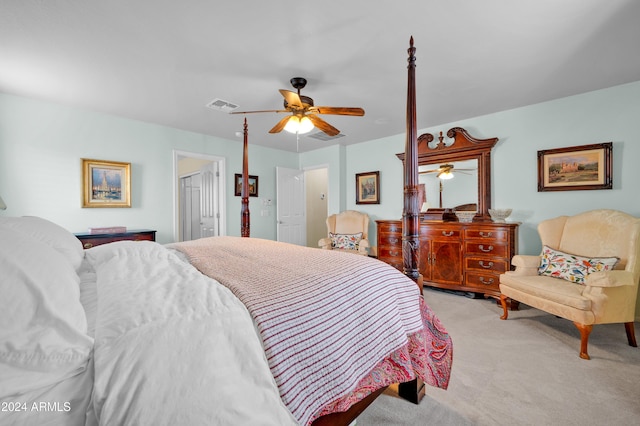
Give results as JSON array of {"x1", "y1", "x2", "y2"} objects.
[
  {"x1": 199, "y1": 162, "x2": 219, "y2": 238},
  {"x1": 276, "y1": 167, "x2": 306, "y2": 245}
]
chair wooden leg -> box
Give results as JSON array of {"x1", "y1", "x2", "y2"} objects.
[
  {"x1": 499, "y1": 294, "x2": 509, "y2": 320},
  {"x1": 625, "y1": 322, "x2": 638, "y2": 347},
  {"x1": 573, "y1": 322, "x2": 593, "y2": 360}
]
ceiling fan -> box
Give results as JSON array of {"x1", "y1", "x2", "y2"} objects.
[
  {"x1": 419, "y1": 163, "x2": 476, "y2": 180},
  {"x1": 231, "y1": 77, "x2": 365, "y2": 137}
]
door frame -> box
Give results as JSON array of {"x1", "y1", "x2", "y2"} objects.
[
  {"x1": 303, "y1": 164, "x2": 329, "y2": 247},
  {"x1": 172, "y1": 150, "x2": 226, "y2": 242}
]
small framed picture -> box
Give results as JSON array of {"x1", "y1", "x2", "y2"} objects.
[
  {"x1": 355, "y1": 171, "x2": 380, "y2": 204},
  {"x1": 234, "y1": 174, "x2": 258, "y2": 197},
  {"x1": 82, "y1": 159, "x2": 131, "y2": 208},
  {"x1": 537, "y1": 142, "x2": 612, "y2": 192}
]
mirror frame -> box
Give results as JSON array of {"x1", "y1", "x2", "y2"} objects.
[{"x1": 397, "y1": 127, "x2": 498, "y2": 221}]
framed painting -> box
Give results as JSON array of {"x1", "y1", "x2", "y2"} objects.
[
  {"x1": 537, "y1": 142, "x2": 612, "y2": 192},
  {"x1": 234, "y1": 174, "x2": 258, "y2": 197},
  {"x1": 82, "y1": 159, "x2": 131, "y2": 208},
  {"x1": 356, "y1": 171, "x2": 380, "y2": 204}
]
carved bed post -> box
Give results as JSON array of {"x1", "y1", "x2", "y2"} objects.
[
  {"x1": 398, "y1": 36, "x2": 426, "y2": 405},
  {"x1": 402, "y1": 37, "x2": 422, "y2": 287},
  {"x1": 241, "y1": 118, "x2": 250, "y2": 237}
]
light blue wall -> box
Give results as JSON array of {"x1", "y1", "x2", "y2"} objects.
[
  {"x1": 342, "y1": 80, "x2": 640, "y2": 255},
  {"x1": 2, "y1": 80, "x2": 639, "y2": 252},
  {"x1": 0, "y1": 93, "x2": 298, "y2": 243}
]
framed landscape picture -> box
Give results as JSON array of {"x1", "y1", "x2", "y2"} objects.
[
  {"x1": 355, "y1": 171, "x2": 380, "y2": 204},
  {"x1": 234, "y1": 174, "x2": 258, "y2": 197},
  {"x1": 537, "y1": 142, "x2": 612, "y2": 192},
  {"x1": 82, "y1": 159, "x2": 131, "y2": 208}
]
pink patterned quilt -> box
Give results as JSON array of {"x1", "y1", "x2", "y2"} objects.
[{"x1": 172, "y1": 236, "x2": 452, "y2": 425}]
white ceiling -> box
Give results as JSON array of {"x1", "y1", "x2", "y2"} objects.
[{"x1": 2, "y1": 1, "x2": 640, "y2": 153}]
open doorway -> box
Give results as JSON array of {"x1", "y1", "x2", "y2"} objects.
[
  {"x1": 305, "y1": 167, "x2": 328, "y2": 248},
  {"x1": 172, "y1": 150, "x2": 226, "y2": 242}
]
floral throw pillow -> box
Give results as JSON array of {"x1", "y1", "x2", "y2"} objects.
[
  {"x1": 329, "y1": 232, "x2": 363, "y2": 250},
  {"x1": 537, "y1": 245, "x2": 619, "y2": 284}
]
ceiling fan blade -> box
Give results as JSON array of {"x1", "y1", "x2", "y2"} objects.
[
  {"x1": 279, "y1": 89, "x2": 303, "y2": 109},
  {"x1": 310, "y1": 106, "x2": 365, "y2": 116},
  {"x1": 269, "y1": 116, "x2": 292, "y2": 134},
  {"x1": 230, "y1": 109, "x2": 287, "y2": 114},
  {"x1": 307, "y1": 115, "x2": 340, "y2": 136}
]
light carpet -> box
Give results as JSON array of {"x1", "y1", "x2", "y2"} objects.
[{"x1": 357, "y1": 287, "x2": 640, "y2": 425}]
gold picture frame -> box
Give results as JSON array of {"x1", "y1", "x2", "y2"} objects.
[
  {"x1": 355, "y1": 171, "x2": 380, "y2": 204},
  {"x1": 82, "y1": 159, "x2": 131, "y2": 207},
  {"x1": 537, "y1": 142, "x2": 612, "y2": 192}
]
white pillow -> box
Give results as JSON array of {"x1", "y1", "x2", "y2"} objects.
[
  {"x1": 0, "y1": 226, "x2": 93, "y2": 399},
  {"x1": 0, "y1": 216, "x2": 84, "y2": 271}
]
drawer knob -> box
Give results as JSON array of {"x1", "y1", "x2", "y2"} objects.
[
  {"x1": 83, "y1": 243, "x2": 93, "y2": 249},
  {"x1": 389, "y1": 237, "x2": 399, "y2": 243},
  {"x1": 442, "y1": 231, "x2": 454, "y2": 237},
  {"x1": 479, "y1": 260, "x2": 494, "y2": 269},
  {"x1": 479, "y1": 244, "x2": 494, "y2": 252},
  {"x1": 479, "y1": 277, "x2": 495, "y2": 285},
  {"x1": 479, "y1": 231, "x2": 493, "y2": 237},
  {"x1": 390, "y1": 251, "x2": 399, "y2": 256}
]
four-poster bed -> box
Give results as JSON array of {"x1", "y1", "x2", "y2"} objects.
[
  {"x1": 241, "y1": 118, "x2": 250, "y2": 237},
  {"x1": 231, "y1": 36, "x2": 434, "y2": 420},
  {"x1": 0, "y1": 39, "x2": 451, "y2": 426}
]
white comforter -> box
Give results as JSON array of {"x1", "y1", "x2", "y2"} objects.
[
  {"x1": 2, "y1": 215, "x2": 451, "y2": 426},
  {"x1": 84, "y1": 241, "x2": 296, "y2": 425}
]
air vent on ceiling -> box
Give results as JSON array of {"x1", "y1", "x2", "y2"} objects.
[
  {"x1": 306, "y1": 131, "x2": 346, "y2": 141},
  {"x1": 205, "y1": 98, "x2": 239, "y2": 112}
]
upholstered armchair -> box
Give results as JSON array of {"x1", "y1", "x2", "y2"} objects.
[
  {"x1": 499, "y1": 209, "x2": 640, "y2": 359},
  {"x1": 318, "y1": 210, "x2": 370, "y2": 256}
]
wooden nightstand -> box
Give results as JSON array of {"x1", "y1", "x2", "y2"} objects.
[{"x1": 74, "y1": 229, "x2": 156, "y2": 249}]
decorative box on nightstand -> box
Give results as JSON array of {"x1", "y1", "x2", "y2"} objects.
[{"x1": 74, "y1": 229, "x2": 156, "y2": 249}]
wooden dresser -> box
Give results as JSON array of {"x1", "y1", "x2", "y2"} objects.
[
  {"x1": 74, "y1": 229, "x2": 156, "y2": 249},
  {"x1": 376, "y1": 220, "x2": 518, "y2": 298}
]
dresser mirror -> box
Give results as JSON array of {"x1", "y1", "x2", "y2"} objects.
[
  {"x1": 418, "y1": 158, "x2": 478, "y2": 210},
  {"x1": 397, "y1": 127, "x2": 498, "y2": 221}
]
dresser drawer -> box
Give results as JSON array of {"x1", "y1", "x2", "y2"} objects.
[
  {"x1": 378, "y1": 234, "x2": 402, "y2": 246},
  {"x1": 465, "y1": 258, "x2": 508, "y2": 274},
  {"x1": 378, "y1": 246, "x2": 403, "y2": 260},
  {"x1": 465, "y1": 242, "x2": 508, "y2": 257},
  {"x1": 378, "y1": 222, "x2": 402, "y2": 234},
  {"x1": 464, "y1": 229, "x2": 508, "y2": 241},
  {"x1": 422, "y1": 227, "x2": 461, "y2": 240},
  {"x1": 465, "y1": 272, "x2": 501, "y2": 291}
]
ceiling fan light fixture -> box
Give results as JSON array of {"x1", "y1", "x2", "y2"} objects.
[
  {"x1": 437, "y1": 170, "x2": 454, "y2": 180},
  {"x1": 284, "y1": 116, "x2": 314, "y2": 134}
]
